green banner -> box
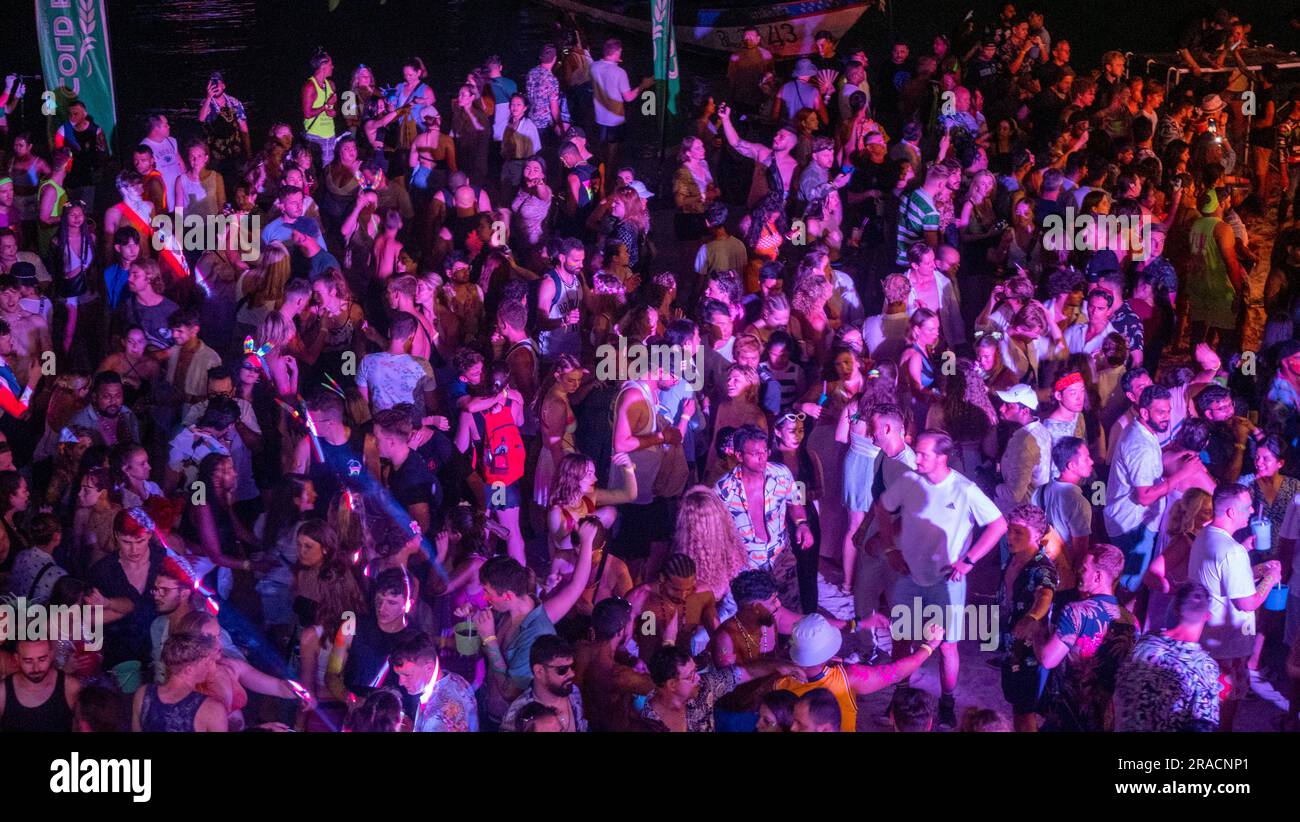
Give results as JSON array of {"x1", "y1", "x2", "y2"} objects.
[
  {"x1": 34, "y1": 0, "x2": 119, "y2": 153},
  {"x1": 651, "y1": 0, "x2": 679, "y2": 117}
]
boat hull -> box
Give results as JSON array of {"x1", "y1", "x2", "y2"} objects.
[{"x1": 538, "y1": 0, "x2": 872, "y2": 58}]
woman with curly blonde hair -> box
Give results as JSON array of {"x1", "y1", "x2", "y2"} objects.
[
  {"x1": 789, "y1": 273, "x2": 834, "y2": 363},
  {"x1": 1144, "y1": 487, "x2": 1212, "y2": 632},
  {"x1": 672, "y1": 485, "x2": 747, "y2": 617}
]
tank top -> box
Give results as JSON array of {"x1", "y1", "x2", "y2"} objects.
[
  {"x1": 615, "y1": 379, "x2": 662, "y2": 506},
  {"x1": 773, "y1": 664, "x2": 858, "y2": 731},
  {"x1": 1, "y1": 671, "x2": 74, "y2": 732},
  {"x1": 140, "y1": 685, "x2": 207, "y2": 732},
  {"x1": 305, "y1": 77, "x2": 337, "y2": 138},
  {"x1": 539, "y1": 269, "x2": 582, "y2": 358},
  {"x1": 910, "y1": 343, "x2": 935, "y2": 388}
]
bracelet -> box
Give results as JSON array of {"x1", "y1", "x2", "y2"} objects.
[
  {"x1": 482, "y1": 635, "x2": 498, "y2": 645},
  {"x1": 918, "y1": 644, "x2": 935, "y2": 657}
]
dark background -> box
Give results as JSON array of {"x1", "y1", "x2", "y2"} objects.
[{"x1": 0, "y1": 0, "x2": 1296, "y2": 151}]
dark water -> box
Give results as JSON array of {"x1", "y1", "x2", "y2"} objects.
[{"x1": 0, "y1": 0, "x2": 1295, "y2": 148}]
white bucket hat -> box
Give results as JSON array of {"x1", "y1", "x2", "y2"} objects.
[{"x1": 788, "y1": 613, "x2": 842, "y2": 667}]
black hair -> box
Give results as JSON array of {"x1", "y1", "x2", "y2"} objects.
[{"x1": 889, "y1": 686, "x2": 933, "y2": 732}]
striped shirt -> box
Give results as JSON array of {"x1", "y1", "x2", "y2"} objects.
[{"x1": 895, "y1": 188, "x2": 939, "y2": 264}]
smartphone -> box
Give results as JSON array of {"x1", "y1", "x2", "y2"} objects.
[
  {"x1": 840, "y1": 164, "x2": 854, "y2": 175},
  {"x1": 1207, "y1": 118, "x2": 1218, "y2": 134}
]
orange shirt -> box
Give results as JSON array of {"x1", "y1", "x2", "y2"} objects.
[{"x1": 774, "y1": 664, "x2": 857, "y2": 732}]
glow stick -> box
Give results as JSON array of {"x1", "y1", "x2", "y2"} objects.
[
  {"x1": 300, "y1": 400, "x2": 326, "y2": 463},
  {"x1": 418, "y1": 656, "x2": 442, "y2": 706}
]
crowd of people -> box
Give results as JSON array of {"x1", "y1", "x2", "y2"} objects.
[{"x1": 1, "y1": 3, "x2": 1300, "y2": 734}]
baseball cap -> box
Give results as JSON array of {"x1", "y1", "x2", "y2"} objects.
[
  {"x1": 1085, "y1": 250, "x2": 1120, "y2": 281},
  {"x1": 995, "y1": 383, "x2": 1039, "y2": 410},
  {"x1": 788, "y1": 614, "x2": 842, "y2": 667},
  {"x1": 626, "y1": 180, "x2": 654, "y2": 200}
]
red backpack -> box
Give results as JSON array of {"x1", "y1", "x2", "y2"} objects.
[{"x1": 477, "y1": 401, "x2": 525, "y2": 486}]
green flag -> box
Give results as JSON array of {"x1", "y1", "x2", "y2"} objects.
[
  {"x1": 34, "y1": 0, "x2": 119, "y2": 153},
  {"x1": 651, "y1": 0, "x2": 679, "y2": 117}
]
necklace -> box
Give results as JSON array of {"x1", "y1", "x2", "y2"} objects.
[{"x1": 734, "y1": 619, "x2": 769, "y2": 658}]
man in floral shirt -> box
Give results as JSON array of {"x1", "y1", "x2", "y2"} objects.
[
  {"x1": 714, "y1": 424, "x2": 814, "y2": 571},
  {"x1": 391, "y1": 632, "x2": 478, "y2": 732},
  {"x1": 1032, "y1": 543, "x2": 1126, "y2": 729},
  {"x1": 1114, "y1": 582, "x2": 1221, "y2": 731},
  {"x1": 526, "y1": 45, "x2": 564, "y2": 143}
]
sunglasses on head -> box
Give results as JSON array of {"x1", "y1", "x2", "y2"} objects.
[{"x1": 778, "y1": 412, "x2": 806, "y2": 424}]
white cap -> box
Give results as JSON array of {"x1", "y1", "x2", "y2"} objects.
[
  {"x1": 995, "y1": 383, "x2": 1039, "y2": 411},
  {"x1": 788, "y1": 614, "x2": 842, "y2": 667}
]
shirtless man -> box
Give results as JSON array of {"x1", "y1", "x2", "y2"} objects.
[
  {"x1": 717, "y1": 102, "x2": 801, "y2": 212},
  {"x1": 628, "y1": 553, "x2": 721, "y2": 661},
  {"x1": 0, "y1": 273, "x2": 50, "y2": 380}
]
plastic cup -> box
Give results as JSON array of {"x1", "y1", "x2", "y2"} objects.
[
  {"x1": 454, "y1": 621, "x2": 480, "y2": 656},
  {"x1": 112, "y1": 660, "x2": 143, "y2": 694},
  {"x1": 1250, "y1": 519, "x2": 1272, "y2": 552}
]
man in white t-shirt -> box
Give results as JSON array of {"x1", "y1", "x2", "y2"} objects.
[
  {"x1": 588, "y1": 38, "x2": 653, "y2": 192},
  {"x1": 1189, "y1": 483, "x2": 1283, "y2": 731},
  {"x1": 140, "y1": 114, "x2": 185, "y2": 200},
  {"x1": 1105, "y1": 385, "x2": 1199, "y2": 600},
  {"x1": 853, "y1": 404, "x2": 916, "y2": 637},
  {"x1": 874, "y1": 429, "x2": 1007, "y2": 726}
]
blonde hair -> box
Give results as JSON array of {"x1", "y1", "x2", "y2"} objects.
[
  {"x1": 761, "y1": 293, "x2": 790, "y2": 320},
  {"x1": 130, "y1": 259, "x2": 166, "y2": 295},
  {"x1": 256, "y1": 311, "x2": 295, "y2": 349},
  {"x1": 672, "y1": 486, "x2": 747, "y2": 593},
  {"x1": 726, "y1": 363, "x2": 760, "y2": 402},
  {"x1": 883, "y1": 273, "x2": 911, "y2": 304},
  {"x1": 790, "y1": 274, "x2": 831, "y2": 314},
  {"x1": 1165, "y1": 487, "x2": 1212, "y2": 538},
  {"x1": 249, "y1": 241, "x2": 291, "y2": 307}
]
